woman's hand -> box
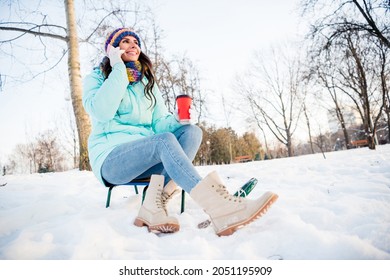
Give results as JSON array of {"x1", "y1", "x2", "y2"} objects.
[
  {"x1": 174, "y1": 105, "x2": 198, "y2": 125},
  {"x1": 107, "y1": 45, "x2": 125, "y2": 67}
]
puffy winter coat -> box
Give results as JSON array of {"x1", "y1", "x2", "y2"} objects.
[{"x1": 83, "y1": 63, "x2": 182, "y2": 185}]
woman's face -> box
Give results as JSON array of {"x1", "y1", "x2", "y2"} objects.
[{"x1": 118, "y1": 35, "x2": 141, "y2": 62}]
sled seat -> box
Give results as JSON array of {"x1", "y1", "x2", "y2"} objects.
[{"x1": 105, "y1": 178, "x2": 186, "y2": 213}]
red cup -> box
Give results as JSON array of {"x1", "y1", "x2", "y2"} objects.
[{"x1": 176, "y1": 95, "x2": 192, "y2": 123}]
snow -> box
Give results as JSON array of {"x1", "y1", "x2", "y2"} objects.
[{"x1": 0, "y1": 145, "x2": 390, "y2": 261}]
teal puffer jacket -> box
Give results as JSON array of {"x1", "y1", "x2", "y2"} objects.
[{"x1": 83, "y1": 63, "x2": 182, "y2": 185}]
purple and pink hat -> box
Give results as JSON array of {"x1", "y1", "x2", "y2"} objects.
[{"x1": 104, "y1": 28, "x2": 141, "y2": 52}]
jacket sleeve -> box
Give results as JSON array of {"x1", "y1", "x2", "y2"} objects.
[
  {"x1": 151, "y1": 86, "x2": 183, "y2": 134},
  {"x1": 82, "y1": 64, "x2": 129, "y2": 122}
]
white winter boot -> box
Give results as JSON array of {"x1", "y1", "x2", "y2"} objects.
[
  {"x1": 161, "y1": 180, "x2": 181, "y2": 212},
  {"x1": 134, "y1": 175, "x2": 180, "y2": 233},
  {"x1": 190, "y1": 171, "x2": 278, "y2": 236}
]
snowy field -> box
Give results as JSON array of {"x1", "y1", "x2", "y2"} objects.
[{"x1": 0, "y1": 145, "x2": 390, "y2": 260}]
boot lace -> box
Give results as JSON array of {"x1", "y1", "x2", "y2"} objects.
[
  {"x1": 160, "y1": 189, "x2": 180, "y2": 214},
  {"x1": 214, "y1": 184, "x2": 243, "y2": 203},
  {"x1": 143, "y1": 186, "x2": 170, "y2": 214},
  {"x1": 154, "y1": 188, "x2": 165, "y2": 211}
]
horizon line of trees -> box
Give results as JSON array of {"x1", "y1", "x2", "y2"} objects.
[{"x1": 5, "y1": 118, "x2": 389, "y2": 175}]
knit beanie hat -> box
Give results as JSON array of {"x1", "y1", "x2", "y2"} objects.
[{"x1": 104, "y1": 28, "x2": 141, "y2": 52}]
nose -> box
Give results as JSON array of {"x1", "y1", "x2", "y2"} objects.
[{"x1": 129, "y1": 41, "x2": 138, "y2": 49}]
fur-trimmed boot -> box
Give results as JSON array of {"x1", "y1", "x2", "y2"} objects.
[
  {"x1": 190, "y1": 171, "x2": 278, "y2": 236},
  {"x1": 134, "y1": 175, "x2": 180, "y2": 233}
]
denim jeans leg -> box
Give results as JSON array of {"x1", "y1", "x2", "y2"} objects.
[
  {"x1": 101, "y1": 126, "x2": 203, "y2": 193},
  {"x1": 173, "y1": 124, "x2": 203, "y2": 161},
  {"x1": 161, "y1": 124, "x2": 202, "y2": 183},
  {"x1": 128, "y1": 124, "x2": 202, "y2": 185}
]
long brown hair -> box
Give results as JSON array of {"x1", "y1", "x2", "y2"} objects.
[{"x1": 100, "y1": 52, "x2": 157, "y2": 107}]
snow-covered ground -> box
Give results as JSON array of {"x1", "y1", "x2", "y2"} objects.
[{"x1": 1, "y1": 145, "x2": 390, "y2": 260}]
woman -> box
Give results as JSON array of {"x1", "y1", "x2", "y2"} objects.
[{"x1": 83, "y1": 28, "x2": 278, "y2": 236}]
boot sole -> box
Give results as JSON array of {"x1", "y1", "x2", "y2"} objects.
[
  {"x1": 216, "y1": 193, "x2": 279, "y2": 237},
  {"x1": 134, "y1": 218, "x2": 180, "y2": 234}
]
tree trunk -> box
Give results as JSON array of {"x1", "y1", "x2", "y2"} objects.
[
  {"x1": 303, "y1": 103, "x2": 315, "y2": 153},
  {"x1": 64, "y1": 0, "x2": 91, "y2": 170},
  {"x1": 334, "y1": 106, "x2": 350, "y2": 149}
]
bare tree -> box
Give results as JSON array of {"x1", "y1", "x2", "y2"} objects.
[
  {"x1": 154, "y1": 53, "x2": 207, "y2": 122},
  {"x1": 7, "y1": 144, "x2": 31, "y2": 174},
  {"x1": 302, "y1": 102, "x2": 316, "y2": 153},
  {"x1": 301, "y1": 0, "x2": 390, "y2": 48},
  {"x1": 238, "y1": 47, "x2": 306, "y2": 157},
  {"x1": 335, "y1": 32, "x2": 384, "y2": 149},
  {"x1": 64, "y1": 0, "x2": 90, "y2": 170},
  {"x1": 0, "y1": 0, "x2": 151, "y2": 170},
  {"x1": 6, "y1": 129, "x2": 66, "y2": 173},
  {"x1": 144, "y1": 18, "x2": 176, "y2": 111},
  {"x1": 314, "y1": 130, "x2": 333, "y2": 159},
  {"x1": 308, "y1": 52, "x2": 352, "y2": 149},
  {"x1": 0, "y1": 0, "x2": 91, "y2": 169},
  {"x1": 1, "y1": 1, "x2": 208, "y2": 171},
  {"x1": 35, "y1": 130, "x2": 66, "y2": 172},
  {"x1": 175, "y1": 55, "x2": 206, "y2": 123},
  {"x1": 374, "y1": 38, "x2": 390, "y2": 143},
  {"x1": 55, "y1": 103, "x2": 79, "y2": 169},
  {"x1": 303, "y1": 0, "x2": 390, "y2": 149},
  {"x1": 139, "y1": 17, "x2": 206, "y2": 120}
]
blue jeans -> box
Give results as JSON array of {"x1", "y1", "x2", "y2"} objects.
[{"x1": 101, "y1": 125, "x2": 203, "y2": 193}]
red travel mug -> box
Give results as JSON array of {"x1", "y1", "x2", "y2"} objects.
[{"x1": 176, "y1": 95, "x2": 192, "y2": 123}]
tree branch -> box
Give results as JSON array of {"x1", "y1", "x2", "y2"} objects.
[
  {"x1": 0, "y1": 26, "x2": 67, "y2": 42},
  {"x1": 352, "y1": 0, "x2": 390, "y2": 47}
]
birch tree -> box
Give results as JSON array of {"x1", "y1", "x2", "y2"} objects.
[
  {"x1": 64, "y1": 0, "x2": 90, "y2": 170},
  {"x1": 0, "y1": 0, "x2": 145, "y2": 170},
  {"x1": 0, "y1": 0, "x2": 91, "y2": 169}
]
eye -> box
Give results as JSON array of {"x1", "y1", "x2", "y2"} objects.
[{"x1": 120, "y1": 38, "x2": 139, "y2": 46}]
